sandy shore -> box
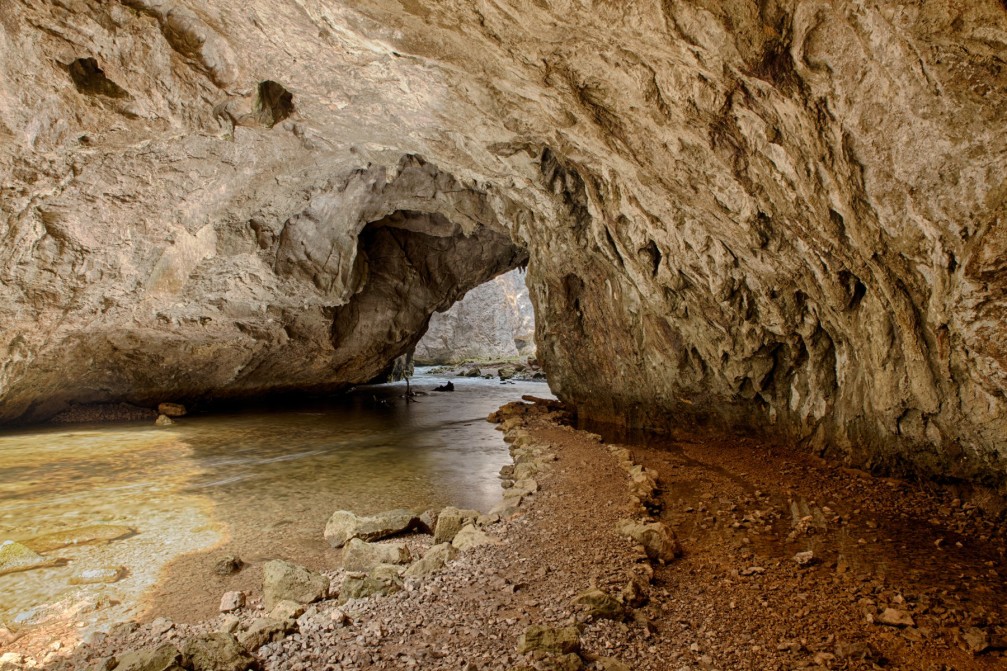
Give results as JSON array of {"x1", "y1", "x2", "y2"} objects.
[{"x1": 4, "y1": 398, "x2": 1007, "y2": 670}]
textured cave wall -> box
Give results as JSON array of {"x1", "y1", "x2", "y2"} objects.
[{"x1": 1, "y1": 1, "x2": 1006, "y2": 481}]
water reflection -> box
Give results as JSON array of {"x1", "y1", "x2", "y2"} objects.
[{"x1": 0, "y1": 372, "x2": 551, "y2": 631}]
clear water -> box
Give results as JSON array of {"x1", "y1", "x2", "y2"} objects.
[{"x1": 0, "y1": 372, "x2": 551, "y2": 633}]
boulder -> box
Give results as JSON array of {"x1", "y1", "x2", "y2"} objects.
[
  {"x1": 214, "y1": 556, "x2": 244, "y2": 576},
  {"x1": 616, "y1": 520, "x2": 681, "y2": 563},
  {"x1": 433, "y1": 507, "x2": 481, "y2": 544},
  {"x1": 262, "y1": 560, "x2": 328, "y2": 611},
  {"x1": 341, "y1": 538, "x2": 411, "y2": 571},
  {"x1": 154, "y1": 415, "x2": 174, "y2": 427},
  {"x1": 572, "y1": 588, "x2": 625, "y2": 621},
  {"x1": 182, "y1": 633, "x2": 258, "y2": 671},
  {"x1": 516, "y1": 625, "x2": 581, "y2": 655},
  {"x1": 324, "y1": 510, "x2": 425, "y2": 548},
  {"x1": 237, "y1": 618, "x2": 296, "y2": 651},
  {"x1": 0, "y1": 540, "x2": 60, "y2": 576},
  {"x1": 111, "y1": 644, "x2": 185, "y2": 671},
  {"x1": 451, "y1": 525, "x2": 496, "y2": 551},
  {"x1": 339, "y1": 564, "x2": 404, "y2": 603},
  {"x1": 268, "y1": 600, "x2": 306, "y2": 621},
  {"x1": 403, "y1": 543, "x2": 458, "y2": 578}
]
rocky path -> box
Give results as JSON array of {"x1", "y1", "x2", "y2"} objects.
[{"x1": 6, "y1": 399, "x2": 1007, "y2": 670}]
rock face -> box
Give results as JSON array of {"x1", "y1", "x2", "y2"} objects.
[
  {"x1": 414, "y1": 269, "x2": 536, "y2": 364},
  {"x1": 1, "y1": 2, "x2": 1007, "y2": 481}
]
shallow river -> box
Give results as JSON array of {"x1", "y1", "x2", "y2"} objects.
[{"x1": 0, "y1": 371, "x2": 550, "y2": 634}]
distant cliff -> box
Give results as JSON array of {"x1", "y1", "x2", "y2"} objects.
[{"x1": 414, "y1": 270, "x2": 535, "y2": 365}]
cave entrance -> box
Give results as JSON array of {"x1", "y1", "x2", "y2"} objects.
[{"x1": 329, "y1": 209, "x2": 528, "y2": 383}]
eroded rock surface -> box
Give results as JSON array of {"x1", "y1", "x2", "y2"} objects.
[{"x1": 1, "y1": 2, "x2": 1006, "y2": 481}]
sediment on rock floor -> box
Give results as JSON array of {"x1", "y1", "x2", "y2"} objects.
[{"x1": 6, "y1": 398, "x2": 1007, "y2": 671}]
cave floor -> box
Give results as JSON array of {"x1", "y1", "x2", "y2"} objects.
[{"x1": 17, "y1": 406, "x2": 1007, "y2": 671}]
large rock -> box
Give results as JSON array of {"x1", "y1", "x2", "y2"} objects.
[
  {"x1": 340, "y1": 538, "x2": 411, "y2": 572},
  {"x1": 111, "y1": 644, "x2": 185, "y2": 671},
  {"x1": 338, "y1": 564, "x2": 404, "y2": 603},
  {"x1": 1, "y1": 2, "x2": 1006, "y2": 483},
  {"x1": 616, "y1": 520, "x2": 682, "y2": 563},
  {"x1": 432, "y1": 507, "x2": 481, "y2": 545},
  {"x1": 261, "y1": 560, "x2": 328, "y2": 611},
  {"x1": 516, "y1": 625, "x2": 581, "y2": 655},
  {"x1": 324, "y1": 510, "x2": 425, "y2": 549},
  {"x1": 403, "y1": 543, "x2": 458, "y2": 578},
  {"x1": 237, "y1": 618, "x2": 296, "y2": 652},
  {"x1": 182, "y1": 633, "x2": 258, "y2": 671},
  {"x1": 451, "y1": 525, "x2": 497, "y2": 552}
]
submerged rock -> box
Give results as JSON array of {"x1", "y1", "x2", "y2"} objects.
[
  {"x1": 154, "y1": 415, "x2": 174, "y2": 427},
  {"x1": 69, "y1": 566, "x2": 126, "y2": 585},
  {"x1": 0, "y1": 540, "x2": 60, "y2": 576},
  {"x1": 24, "y1": 524, "x2": 135, "y2": 553}
]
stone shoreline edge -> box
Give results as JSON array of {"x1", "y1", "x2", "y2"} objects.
[{"x1": 2, "y1": 396, "x2": 683, "y2": 671}]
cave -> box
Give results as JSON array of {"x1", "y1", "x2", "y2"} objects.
[{"x1": 2, "y1": 2, "x2": 1007, "y2": 668}]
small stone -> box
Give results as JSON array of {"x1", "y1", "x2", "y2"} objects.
[
  {"x1": 219, "y1": 591, "x2": 245, "y2": 613},
  {"x1": 793, "y1": 550, "x2": 816, "y2": 567},
  {"x1": 214, "y1": 556, "x2": 244, "y2": 576},
  {"x1": 961, "y1": 627, "x2": 991, "y2": 655},
  {"x1": 876, "y1": 608, "x2": 915, "y2": 627}
]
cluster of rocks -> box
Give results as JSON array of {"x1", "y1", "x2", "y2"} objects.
[{"x1": 425, "y1": 360, "x2": 546, "y2": 383}]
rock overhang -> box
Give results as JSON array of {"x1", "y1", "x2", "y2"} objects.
[{"x1": 1, "y1": 1, "x2": 1006, "y2": 484}]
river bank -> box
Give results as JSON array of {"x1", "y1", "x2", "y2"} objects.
[{"x1": 4, "y1": 398, "x2": 1007, "y2": 670}]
